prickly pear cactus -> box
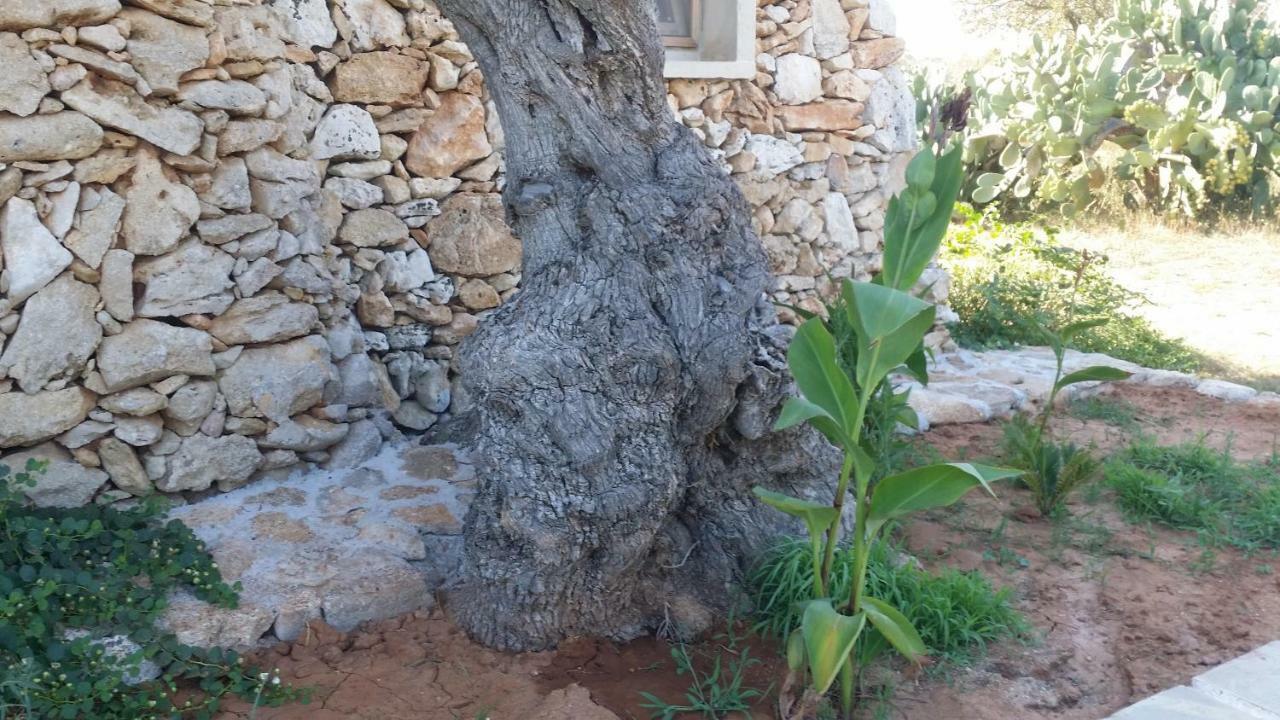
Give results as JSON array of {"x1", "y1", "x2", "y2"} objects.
[{"x1": 936, "y1": 0, "x2": 1280, "y2": 218}]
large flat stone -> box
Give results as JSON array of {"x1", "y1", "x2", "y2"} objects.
[
  {"x1": 0, "y1": 112, "x2": 103, "y2": 162},
  {"x1": 0, "y1": 0, "x2": 120, "y2": 31},
  {"x1": 1109, "y1": 684, "x2": 1273, "y2": 719},
  {"x1": 1192, "y1": 641, "x2": 1280, "y2": 715},
  {"x1": 62, "y1": 77, "x2": 204, "y2": 156},
  {"x1": 96, "y1": 319, "x2": 215, "y2": 392},
  {"x1": 0, "y1": 388, "x2": 97, "y2": 448}
]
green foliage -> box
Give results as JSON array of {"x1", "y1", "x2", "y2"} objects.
[
  {"x1": 1067, "y1": 396, "x2": 1143, "y2": 430},
  {"x1": 940, "y1": 206, "x2": 1202, "y2": 371},
  {"x1": 749, "y1": 538, "x2": 1027, "y2": 667},
  {"x1": 639, "y1": 623, "x2": 767, "y2": 720},
  {"x1": 931, "y1": 0, "x2": 1280, "y2": 219},
  {"x1": 0, "y1": 462, "x2": 304, "y2": 719},
  {"x1": 1002, "y1": 416, "x2": 1104, "y2": 516},
  {"x1": 1106, "y1": 440, "x2": 1280, "y2": 548},
  {"x1": 759, "y1": 138, "x2": 1021, "y2": 719}
]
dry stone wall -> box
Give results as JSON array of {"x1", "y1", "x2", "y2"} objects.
[{"x1": 0, "y1": 0, "x2": 918, "y2": 507}]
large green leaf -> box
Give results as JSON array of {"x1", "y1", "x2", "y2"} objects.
[
  {"x1": 801, "y1": 600, "x2": 866, "y2": 694},
  {"x1": 867, "y1": 463, "x2": 1021, "y2": 537},
  {"x1": 1058, "y1": 318, "x2": 1108, "y2": 345},
  {"x1": 773, "y1": 397, "x2": 845, "y2": 448},
  {"x1": 862, "y1": 596, "x2": 927, "y2": 663},
  {"x1": 845, "y1": 282, "x2": 936, "y2": 390},
  {"x1": 784, "y1": 318, "x2": 858, "y2": 444},
  {"x1": 881, "y1": 145, "x2": 965, "y2": 292},
  {"x1": 1054, "y1": 365, "x2": 1132, "y2": 393},
  {"x1": 752, "y1": 487, "x2": 840, "y2": 542}
]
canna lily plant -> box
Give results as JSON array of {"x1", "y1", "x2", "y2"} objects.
[{"x1": 757, "y1": 106, "x2": 1020, "y2": 719}]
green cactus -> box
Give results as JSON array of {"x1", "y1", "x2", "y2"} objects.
[{"x1": 920, "y1": 0, "x2": 1280, "y2": 219}]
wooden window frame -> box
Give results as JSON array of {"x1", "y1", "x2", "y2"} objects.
[{"x1": 660, "y1": 0, "x2": 702, "y2": 49}]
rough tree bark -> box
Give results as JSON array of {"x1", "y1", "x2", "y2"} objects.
[{"x1": 435, "y1": 0, "x2": 837, "y2": 651}]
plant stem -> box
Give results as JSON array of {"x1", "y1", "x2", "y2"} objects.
[{"x1": 820, "y1": 452, "x2": 856, "y2": 591}]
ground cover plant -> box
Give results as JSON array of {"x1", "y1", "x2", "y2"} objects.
[
  {"x1": 1106, "y1": 440, "x2": 1280, "y2": 549},
  {"x1": 940, "y1": 205, "x2": 1202, "y2": 371},
  {"x1": 639, "y1": 621, "x2": 768, "y2": 720},
  {"x1": 0, "y1": 462, "x2": 303, "y2": 719}
]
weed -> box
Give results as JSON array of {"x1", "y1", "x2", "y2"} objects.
[{"x1": 639, "y1": 623, "x2": 768, "y2": 720}]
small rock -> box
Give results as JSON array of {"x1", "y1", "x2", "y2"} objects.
[{"x1": 0, "y1": 197, "x2": 73, "y2": 303}]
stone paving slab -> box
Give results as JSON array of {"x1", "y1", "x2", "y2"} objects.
[
  {"x1": 1108, "y1": 641, "x2": 1280, "y2": 719},
  {"x1": 1191, "y1": 641, "x2": 1280, "y2": 716}
]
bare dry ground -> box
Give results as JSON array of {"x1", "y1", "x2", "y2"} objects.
[{"x1": 1062, "y1": 220, "x2": 1280, "y2": 392}]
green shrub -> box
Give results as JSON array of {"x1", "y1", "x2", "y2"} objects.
[
  {"x1": 748, "y1": 537, "x2": 1027, "y2": 667},
  {"x1": 940, "y1": 205, "x2": 1202, "y2": 371},
  {"x1": 0, "y1": 461, "x2": 303, "y2": 719},
  {"x1": 926, "y1": 0, "x2": 1280, "y2": 219},
  {"x1": 1106, "y1": 441, "x2": 1280, "y2": 548}
]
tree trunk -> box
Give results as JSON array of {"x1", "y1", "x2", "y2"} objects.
[{"x1": 436, "y1": 0, "x2": 837, "y2": 651}]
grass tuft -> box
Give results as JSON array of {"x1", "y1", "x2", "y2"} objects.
[
  {"x1": 748, "y1": 536, "x2": 1028, "y2": 668},
  {"x1": 1105, "y1": 440, "x2": 1280, "y2": 550}
]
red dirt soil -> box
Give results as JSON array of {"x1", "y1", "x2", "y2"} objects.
[{"x1": 222, "y1": 383, "x2": 1280, "y2": 720}]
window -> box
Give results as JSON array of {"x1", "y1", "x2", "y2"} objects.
[
  {"x1": 659, "y1": 0, "x2": 700, "y2": 48},
  {"x1": 662, "y1": 0, "x2": 753, "y2": 80}
]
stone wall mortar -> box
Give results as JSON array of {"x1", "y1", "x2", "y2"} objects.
[{"x1": 0, "y1": 0, "x2": 918, "y2": 506}]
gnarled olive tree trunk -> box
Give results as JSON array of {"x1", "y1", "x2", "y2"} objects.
[{"x1": 437, "y1": 0, "x2": 836, "y2": 651}]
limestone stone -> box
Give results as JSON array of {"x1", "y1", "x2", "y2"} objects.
[
  {"x1": 160, "y1": 433, "x2": 263, "y2": 493},
  {"x1": 343, "y1": 0, "x2": 409, "y2": 51},
  {"x1": 65, "y1": 187, "x2": 125, "y2": 269},
  {"x1": 1, "y1": 198, "x2": 74, "y2": 304},
  {"x1": 218, "y1": 120, "x2": 283, "y2": 155},
  {"x1": 267, "y1": 0, "x2": 336, "y2": 48},
  {"x1": 824, "y1": 70, "x2": 872, "y2": 102},
  {"x1": 100, "y1": 388, "x2": 168, "y2": 417},
  {"x1": 134, "y1": 242, "x2": 235, "y2": 318},
  {"x1": 163, "y1": 380, "x2": 217, "y2": 436},
  {"x1": 0, "y1": 112, "x2": 103, "y2": 164},
  {"x1": 113, "y1": 414, "x2": 164, "y2": 446},
  {"x1": 259, "y1": 416, "x2": 349, "y2": 451},
  {"x1": 812, "y1": 0, "x2": 852, "y2": 59},
  {"x1": 325, "y1": 418, "x2": 382, "y2": 468},
  {"x1": 97, "y1": 437, "x2": 152, "y2": 495},
  {"x1": 379, "y1": 248, "x2": 435, "y2": 291},
  {"x1": 457, "y1": 279, "x2": 499, "y2": 310},
  {"x1": 339, "y1": 208, "x2": 407, "y2": 247},
  {"x1": 3, "y1": 442, "x2": 106, "y2": 507},
  {"x1": 159, "y1": 593, "x2": 273, "y2": 649},
  {"x1": 99, "y1": 249, "x2": 135, "y2": 322},
  {"x1": 743, "y1": 134, "x2": 803, "y2": 177},
  {"x1": 850, "y1": 38, "x2": 906, "y2": 69},
  {"x1": 822, "y1": 192, "x2": 858, "y2": 252},
  {"x1": 196, "y1": 214, "x2": 274, "y2": 246},
  {"x1": 62, "y1": 78, "x2": 204, "y2": 156},
  {"x1": 425, "y1": 194, "x2": 520, "y2": 277},
  {"x1": 78, "y1": 24, "x2": 126, "y2": 52},
  {"x1": 533, "y1": 685, "x2": 621, "y2": 720},
  {"x1": 778, "y1": 100, "x2": 866, "y2": 132},
  {"x1": 177, "y1": 80, "x2": 268, "y2": 116},
  {"x1": 325, "y1": 177, "x2": 383, "y2": 209},
  {"x1": 0, "y1": 388, "x2": 96, "y2": 448},
  {"x1": 96, "y1": 319, "x2": 215, "y2": 392},
  {"x1": 47, "y1": 44, "x2": 142, "y2": 87},
  {"x1": 128, "y1": 0, "x2": 213, "y2": 26},
  {"x1": 0, "y1": 275, "x2": 102, "y2": 393},
  {"x1": 203, "y1": 158, "x2": 253, "y2": 210},
  {"x1": 773, "y1": 53, "x2": 822, "y2": 105},
  {"x1": 208, "y1": 293, "x2": 319, "y2": 345},
  {"x1": 319, "y1": 552, "x2": 430, "y2": 631},
  {"x1": 216, "y1": 6, "x2": 286, "y2": 61},
  {"x1": 121, "y1": 149, "x2": 201, "y2": 255},
  {"x1": 330, "y1": 52, "x2": 426, "y2": 107},
  {"x1": 219, "y1": 335, "x2": 330, "y2": 421},
  {"x1": 405, "y1": 93, "x2": 492, "y2": 177},
  {"x1": 121, "y1": 8, "x2": 211, "y2": 97},
  {"x1": 0, "y1": 33, "x2": 49, "y2": 117},
  {"x1": 0, "y1": 0, "x2": 121, "y2": 31},
  {"x1": 311, "y1": 104, "x2": 381, "y2": 161}
]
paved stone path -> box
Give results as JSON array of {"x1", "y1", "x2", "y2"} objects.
[{"x1": 1109, "y1": 641, "x2": 1280, "y2": 719}]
